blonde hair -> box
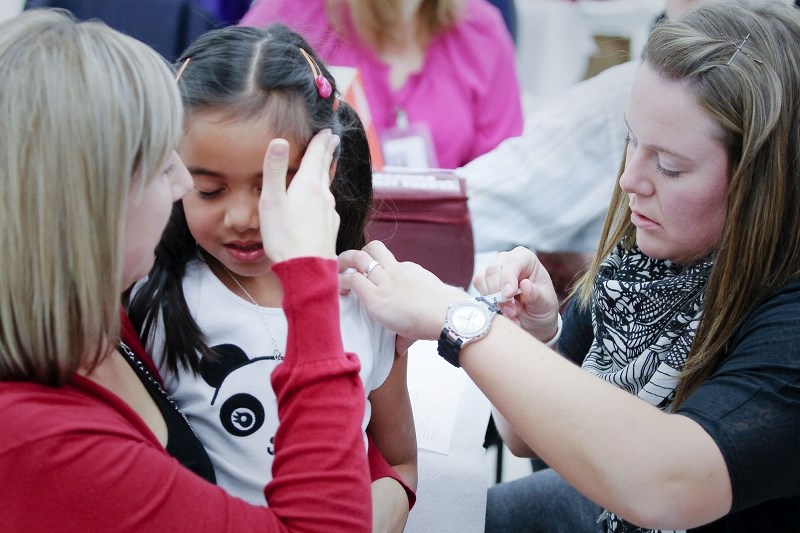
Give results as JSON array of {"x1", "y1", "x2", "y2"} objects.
[
  {"x1": 0, "y1": 9, "x2": 183, "y2": 385},
  {"x1": 575, "y1": 0, "x2": 800, "y2": 406},
  {"x1": 326, "y1": 0, "x2": 463, "y2": 52}
]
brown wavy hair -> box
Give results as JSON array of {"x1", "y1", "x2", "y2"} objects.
[{"x1": 575, "y1": 0, "x2": 800, "y2": 407}]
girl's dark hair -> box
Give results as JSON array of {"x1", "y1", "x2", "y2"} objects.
[{"x1": 127, "y1": 24, "x2": 373, "y2": 376}]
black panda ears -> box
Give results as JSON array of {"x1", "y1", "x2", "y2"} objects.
[{"x1": 199, "y1": 344, "x2": 250, "y2": 388}]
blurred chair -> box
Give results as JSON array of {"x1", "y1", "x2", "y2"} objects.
[
  {"x1": 24, "y1": 0, "x2": 219, "y2": 60},
  {"x1": 366, "y1": 170, "x2": 475, "y2": 290},
  {"x1": 193, "y1": 0, "x2": 249, "y2": 25},
  {"x1": 538, "y1": 251, "x2": 594, "y2": 311}
]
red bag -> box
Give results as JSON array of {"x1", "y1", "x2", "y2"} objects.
[{"x1": 366, "y1": 170, "x2": 475, "y2": 289}]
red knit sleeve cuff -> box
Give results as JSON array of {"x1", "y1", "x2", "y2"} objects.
[
  {"x1": 367, "y1": 431, "x2": 417, "y2": 510},
  {"x1": 271, "y1": 257, "x2": 344, "y2": 365}
]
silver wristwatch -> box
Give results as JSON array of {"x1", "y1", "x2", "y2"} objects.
[{"x1": 437, "y1": 290, "x2": 519, "y2": 367}]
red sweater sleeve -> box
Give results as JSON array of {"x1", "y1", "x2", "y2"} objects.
[
  {"x1": 367, "y1": 430, "x2": 417, "y2": 509},
  {"x1": 267, "y1": 257, "x2": 372, "y2": 527},
  {"x1": 0, "y1": 258, "x2": 370, "y2": 532}
]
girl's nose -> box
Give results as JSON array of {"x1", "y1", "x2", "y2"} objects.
[{"x1": 224, "y1": 195, "x2": 260, "y2": 232}]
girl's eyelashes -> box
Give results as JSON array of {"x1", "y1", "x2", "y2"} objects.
[{"x1": 197, "y1": 188, "x2": 222, "y2": 200}]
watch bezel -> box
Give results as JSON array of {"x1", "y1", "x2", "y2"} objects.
[
  {"x1": 445, "y1": 299, "x2": 493, "y2": 340},
  {"x1": 438, "y1": 296, "x2": 501, "y2": 367}
]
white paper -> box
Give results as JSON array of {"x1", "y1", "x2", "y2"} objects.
[{"x1": 407, "y1": 341, "x2": 467, "y2": 455}]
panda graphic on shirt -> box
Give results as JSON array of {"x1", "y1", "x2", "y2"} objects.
[
  {"x1": 201, "y1": 344, "x2": 277, "y2": 447},
  {"x1": 149, "y1": 259, "x2": 395, "y2": 506}
]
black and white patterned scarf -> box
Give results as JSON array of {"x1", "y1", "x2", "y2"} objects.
[{"x1": 581, "y1": 243, "x2": 712, "y2": 533}]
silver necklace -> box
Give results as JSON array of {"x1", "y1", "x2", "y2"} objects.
[{"x1": 222, "y1": 266, "x2": 283, "y2": 360}]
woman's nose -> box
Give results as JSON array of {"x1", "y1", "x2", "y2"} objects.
[
  {"x1": 618, "y1": 149, "x2": 655, "y2": 197},
  {"x1": 172, "y1": 157, "x2": 193, "y2": 201}
]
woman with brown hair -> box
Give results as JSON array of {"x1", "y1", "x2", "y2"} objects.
[{"x1": 339, "y1": 0, "x2": 800, "y2": 530}]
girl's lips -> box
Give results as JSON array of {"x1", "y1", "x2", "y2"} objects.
[
  {"x1": 224, "y1": 242, "x2": 265, "y2": 263},
  {"x1": 631, "y1": 210, "x2": 660, "y2": 230}
]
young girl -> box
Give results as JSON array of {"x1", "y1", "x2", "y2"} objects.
[{"x1": 128, "y1": 24, "x2": 416, "y2": 527}]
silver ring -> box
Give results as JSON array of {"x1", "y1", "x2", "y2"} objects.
[{"x1": 363, "y1": 259, "x2": 381, "y2": 278}]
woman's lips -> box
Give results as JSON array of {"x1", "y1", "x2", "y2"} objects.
[
  {"x1": 631, "y1": 210, "x2": 660, "y2": 230},
  {"x1": 224, "y1": 241, "x2": 265, "y2": 263}
]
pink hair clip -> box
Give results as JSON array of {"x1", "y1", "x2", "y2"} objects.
[
  {"x1": 299, "y1": 48, "x2": 333, "y2": 99},
  {"x1": 315, "y1": 74, "x2": 332, "y2": 99}
]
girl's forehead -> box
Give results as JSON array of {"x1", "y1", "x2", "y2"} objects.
[{"x1": 187, "y1": 109, "x2": 309, "y2": 147}]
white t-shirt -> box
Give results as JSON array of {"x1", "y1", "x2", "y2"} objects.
[{"x1": 146, "y1": 259, "x2": 396, "y2": 505}]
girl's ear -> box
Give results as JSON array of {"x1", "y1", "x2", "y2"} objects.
[{"x1": 328, "y1": 158, "x2": 338, "y2": 186}]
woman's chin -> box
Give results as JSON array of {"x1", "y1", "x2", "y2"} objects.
[{"x1": 635, "y1": 237, "x2": 672, "y2": 262}]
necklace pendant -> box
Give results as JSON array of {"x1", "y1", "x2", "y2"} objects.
[{"x1": 223, "y1": 265, "x2": 284, "y2": 362}]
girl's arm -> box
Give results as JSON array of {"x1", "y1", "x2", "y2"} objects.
[{"x1": 367, "y1": 351, "x2": 417, "y2": 533}]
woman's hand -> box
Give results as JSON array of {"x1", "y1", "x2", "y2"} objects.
[
  {"x1": 338, "y1": 241, "x2": 468, "y2": 341},
  {"x1": 258, "y1": 130, "x2": 340, "y2": 262},
  {"x1": 472, "y1": 247, "x2": 560, "y2": 343}
]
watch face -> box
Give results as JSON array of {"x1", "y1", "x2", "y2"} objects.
[{"x1": 450, "y1": 302, "x2": 490, "y2": 337}]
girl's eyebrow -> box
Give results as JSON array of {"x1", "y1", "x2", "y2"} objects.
[
  {"x1": 186, "y1": 166, "x2": 225, "y2": 178},
  {"x1": 188, "y1": 167, "x2": 265, "y2": 181}
]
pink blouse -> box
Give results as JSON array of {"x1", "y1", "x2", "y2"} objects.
[{"x1": 241, "y1": 0, "x2": 523, "y2": 169}]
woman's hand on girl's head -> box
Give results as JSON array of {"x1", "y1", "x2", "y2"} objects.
[
  {"x1": 259, "y1": 130, "x2": 340, "y2": 262},
  {"x1": 338, "y1": 241, "x2": 468, "y2": 341},
  {"x1": 472, "y1": 247, "x2": 560, "y2": 342}
]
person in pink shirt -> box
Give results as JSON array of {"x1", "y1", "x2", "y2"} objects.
[{"x1": 241, "y1": 0, "x2": 523, "y2": 169}]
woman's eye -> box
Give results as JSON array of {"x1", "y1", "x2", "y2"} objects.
[{"x1": 655, "y1": 162, "x2": 680, "y2": 178}]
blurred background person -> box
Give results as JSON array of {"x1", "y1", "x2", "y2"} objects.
[{"x1": 241, "y1": 0, "x2": 523, "y2": 169}]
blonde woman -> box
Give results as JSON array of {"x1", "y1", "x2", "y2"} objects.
[{"x1": 0, "y1": 8, "x2": 370, "y2": 531}]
